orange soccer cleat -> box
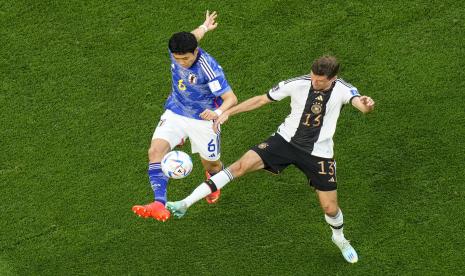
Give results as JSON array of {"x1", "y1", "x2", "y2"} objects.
[
  {"x1": 205, "y1": 171, "x2": 221, "y2": 204},
  {"x1": 205, "y1": 189, "x2": 221, "y2": 204},
  {"x1": 132, "y1": 201, "x2": 171, "y2": 222}
]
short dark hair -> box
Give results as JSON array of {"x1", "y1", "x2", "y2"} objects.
[
  {"x1": 311, "y1": 56, "x2": 340, "y2": 79},
  {"x1": 168, "y1": 32, "x2": 198, "y2": 54}
]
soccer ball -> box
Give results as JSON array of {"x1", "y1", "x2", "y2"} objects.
[{"x1": 161, "y1": 151, "x2": 193, "y2": 179}]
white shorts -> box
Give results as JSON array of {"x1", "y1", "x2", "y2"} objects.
[{"x1": 153, "y1": 109, "x2": 221, "y2": 161}]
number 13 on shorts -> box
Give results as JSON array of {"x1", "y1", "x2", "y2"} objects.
[{"x1": 318, "y1": 160, "x2": 336, "y2": 176}]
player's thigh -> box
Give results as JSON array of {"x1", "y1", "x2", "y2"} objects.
[
  {"x1": 186, "y1": 119, "x2": 221, "y2": 161},
  {"x1": 228, "y1": 150, "x2": 265, "y2": 178},
  {"x1": 152, "y1": 110, "x2": 188, "y2": 149},
  {"x1": 250, "y1": 134, "x2": 294, "y2": 174}
]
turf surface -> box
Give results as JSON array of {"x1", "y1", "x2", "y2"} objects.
[{"x1": 1, "y1": 0, "x2": 464, "y2": 274}]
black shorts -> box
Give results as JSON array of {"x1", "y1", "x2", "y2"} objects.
[{"x1": 251, "y1": 134, "x2": 338, "y2": 191}]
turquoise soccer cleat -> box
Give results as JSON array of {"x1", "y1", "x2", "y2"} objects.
[
  {"x1": 166, "y1": 201, "x2": 188, "y2": 218},
  {"x1": 332, "y1": 237, "x2": 359, "y2": 263}
]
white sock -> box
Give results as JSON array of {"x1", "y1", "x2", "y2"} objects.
[
  {"x1": 183, "y1": 184, "x2": 211, "y2": 208},
  {"x1": 324, "y1": 209, "x2": 345, "y2": 241},
  {"x1": 183, "y1": 169, "x2": 234, "y2": 208}
]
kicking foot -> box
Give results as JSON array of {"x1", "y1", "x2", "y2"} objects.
[
  {"x1": 166, "y1": 201, "x2": 188, "y2": 218},
  {"x1": 332, "y1": 236, "x2": 358, "y2": 263},
  {"x1": 132, "y1": 201, "x2": 170, "y2": 222}
]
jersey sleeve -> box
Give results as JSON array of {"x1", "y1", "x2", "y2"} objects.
[
  {"x1": 267, "y1": 81, "x2": 292, "y2": 101},
  {"x1": 343, "y1": 87, "x2": 360, "y2": 104},
  {"x1": 207, "y1": 72, "x2": 231, "y2": 97},
  {"x1": 200, "y1": 57, "x2": 232, "y2": 96},
  {"x1": 336, "y1": 79, "x2": 361, "y2": 104}
]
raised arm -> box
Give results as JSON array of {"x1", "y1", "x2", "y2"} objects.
[
  {"x1": 213, "y1": 94, "x2": 272, "y2": 132},
  {"x1": 352, "y1": 95, "x2": 375, "y2": 113},
  {"x1": 191, "y1": 11, "x2": 218, "y2": 42}
]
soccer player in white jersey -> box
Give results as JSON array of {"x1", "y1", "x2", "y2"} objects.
[
  {"x1": 167, "y1": 56, "x2": 375, "y2": 263},
  {"x1": 132, "y1": 11, "x2": 238, "y2": 222}
]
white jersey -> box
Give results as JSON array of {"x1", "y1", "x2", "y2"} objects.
[{"x1": 267, "y1": 75, "x2": 360, "y2": 158}]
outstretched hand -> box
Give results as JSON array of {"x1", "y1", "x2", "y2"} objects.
[
  {"x1": 359, "y1": 96, "x2": 375, "y2": 108},
  {"x1": 203, "y1": 10, "x2": 218, "y2": 31},
  {"x1": 213, "y1": 113, "x2": 229, "y2": 133}
]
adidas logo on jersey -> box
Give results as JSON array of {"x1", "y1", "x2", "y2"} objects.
[
  {"x1": 328, "y1": 177, "x2": 336, "y2": 183},
  {"x1": 209, "y1": 153, "x2": 216, "y2": 158}
]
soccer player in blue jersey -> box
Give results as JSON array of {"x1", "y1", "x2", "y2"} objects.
[{"x1": 132, "y1": 11, "x2": 238, "y2": 222}]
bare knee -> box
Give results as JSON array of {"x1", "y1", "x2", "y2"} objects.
[
  {"x1": 229, "y1": 159, "x2": 250, "y2": 178},
  {"x1": 228, "y1": 151, "x2": 264, "y2": 178},
  {"x1": 202, "y1": 159, "x2": 223, "y2": 174},
  {"x1": 316, "y1": 190, "x2": 339, "y2": 216},
  {"x1": 321, "y1": 204, "x2": 339, "y2": 217},
  {"x1": 148, "y1": 146, "x2": 165, "y2": 162},
  {"x1": 148, "y1": 140, "x2": 170, "y2": 162}
]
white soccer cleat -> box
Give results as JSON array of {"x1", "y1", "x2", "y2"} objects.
[
  {"x1": 332, "y1": 236, "x2": 359, "y2": 263},
  {"x1": 166, "y1": 200, "x2": 188, "y2": 218}
]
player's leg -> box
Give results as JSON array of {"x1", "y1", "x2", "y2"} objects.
[
  {"x1": 227, "y1": 150, "x2": 266, "y2": 177},
  {"x1": 316, "y1": 189, "x2": 343, "y2": 238},
  {"x1": 200, "y1": 158, "x2": 223, "y2": 204},
  {"x1": 200, "y1": 158, "x2": 223, "y2": 174},
  {"x1": 132, "y1": 110, "x2": 187, "y2": 221},
  {"x1": 307, "y1": 157, "x2": 358, "y2": 263},
  {"x1": 186, "y1": 117, "x2": 224, "y2": 204},
  {"x1": 166, "y1": 150, "x2": 265, "y2": 218},
  {"x1": 147, "y1": 138, "x2": 172, "y2": 203},
  {"x1": 133, "y1": 138, "x2": 172, "y2": 221},
  {"x1": 190, "y1": 150, "x2": 266, "y2": 206},
  {"x1": 167, "y1": 133, "x2": 293, "y2": 217},
  {"x1": 316, "y1": 190, "x2": 358, "y2": 263}
]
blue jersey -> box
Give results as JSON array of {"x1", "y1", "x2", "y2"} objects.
[{"x1": 164, "y1": 47, "x2": 232, "y2": 120}]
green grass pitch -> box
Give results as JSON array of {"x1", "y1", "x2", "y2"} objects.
[{"x1": 1, "y1": 0, "x2": 464, "y2": 274}]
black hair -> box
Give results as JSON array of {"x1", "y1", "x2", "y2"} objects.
[
  {"x1": 168, "y1": 32, "x2": 198, "y2": 54},
  {"x1": 311, "y1": 56, "x2": 340, "y2": 79}
]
